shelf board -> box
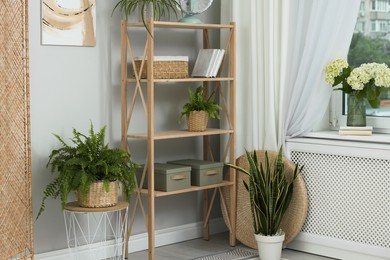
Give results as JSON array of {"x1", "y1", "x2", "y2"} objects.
[
  {"x1": 126, "y1": 21, "x2": 234, "y2": 30},
  {"x1": 128, "y1": 77, "x2": 234, "y2": 83},
  {"x1": 127, "y1": 128, "x2": 234, "y2": 140},
  {"x1": 139, "y1": 181, "x2": 234, "y2": 197}
]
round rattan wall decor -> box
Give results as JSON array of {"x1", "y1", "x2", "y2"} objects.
[{"x1": 222, "y1": 150, "x2": 308, "y2": 249}]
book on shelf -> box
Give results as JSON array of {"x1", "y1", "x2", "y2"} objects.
[
  {"x1": 338, "y1": 126, "x2": 372, "y2": 136},
  {"x1": 339, "y1": 126, "x2": 373, "y2": 131},
  {"x1": 192, "y1": 49, "x2": 225, "y2": 78},
  {"x1": 205, "y1": 50, "x2": 218, "y2": 77},
  {"x1": 210, "y1": 49, "x2": 225, "y2": 77}
]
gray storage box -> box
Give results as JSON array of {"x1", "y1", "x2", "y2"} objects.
[
  {"x1": 167, "y1": 159, "x2": 223, "y2": 186},
  {"x1": 136, "y1": 163, "x2": 191, "y2": 192}
]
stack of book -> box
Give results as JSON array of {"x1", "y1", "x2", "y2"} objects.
[
  {"x1": 338, "y1": 126, "x2": 373, "y2": 136},
  {"x1": 192, "y1": 49, "x2": 225, "y2": 78}
]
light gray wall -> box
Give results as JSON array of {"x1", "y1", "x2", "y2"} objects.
[{"x1": 30, "y1": 1, "x2": 221, "y2": 254}]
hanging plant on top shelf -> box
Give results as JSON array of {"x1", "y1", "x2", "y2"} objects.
[{"x1": 112, "y1": 0, "x2": 180, "y2": 26}]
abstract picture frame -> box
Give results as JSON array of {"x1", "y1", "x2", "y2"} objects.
[{"x1": 41, "y1": 0, "x2": 96, "y2": 46}]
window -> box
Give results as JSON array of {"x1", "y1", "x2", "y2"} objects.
[
  {"x1": 380, "y1": 21, "x2": 387, "y2": 32},
  {"x1": 355, "y1": 21, "x2": 365, "y2": 32},
  {"x1": 332, "y1": 0, "x2": 390, "y2": 132},
  {"x1": 360, "y1": 1, "x2": 365, "y2": 12},
  {"x1": 371, "y1": 0, "x2": 389, "y2": 11},
  {"x1": 371, "y1": 21, "x2": 377, "y2": 32}
]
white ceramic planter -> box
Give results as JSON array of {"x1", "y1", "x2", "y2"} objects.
[{"x1": 254, "y1": 231, "x2": 285, "y2": 260}]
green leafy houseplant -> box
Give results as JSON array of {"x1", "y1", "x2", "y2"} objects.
[
  {"x1": 36, "y1": 123, "x2": 137, "y2": 220},
  {"x1": 179, "y1": 86, "x2": 221, "y2": 124},
  {"x1": 113, "y1": 0, "x2": 180, "y2": 30},
  {"x1": 324, "y1": 58, "x2": 390, "y2": 108},
  {"x1": 226, "y1": 148, "x2": 302, "y2": 236}
]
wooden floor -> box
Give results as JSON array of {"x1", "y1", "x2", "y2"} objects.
[{"x1": 128, "y1": 232, "x2": 335, "y2": 260}]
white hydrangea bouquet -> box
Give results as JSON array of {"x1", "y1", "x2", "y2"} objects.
[{"x1": 324, "y1": 58, "x2": 390, "y2": 108}]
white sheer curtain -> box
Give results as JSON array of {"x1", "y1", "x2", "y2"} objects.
[{"x1": 221, "y1": 0, "x2": 360, "y2": 155}]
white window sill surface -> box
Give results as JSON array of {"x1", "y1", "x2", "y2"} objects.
[
  {"x1": 286, "y1": 131, "x2": 390, "y2": 153},
  {"x1": 286, "y1": 131, "x2": 390, "y2": 158},
  {"x1": 303, "y1": 131, "x2": 390, "y2": 144}
]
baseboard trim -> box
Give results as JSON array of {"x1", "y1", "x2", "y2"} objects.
[
  {"x1": 35, "y1": 218, "x2": 228, "y2": 259},
  {"x1": 287, "y1": 232, "x2": 390, "y2": 260}
]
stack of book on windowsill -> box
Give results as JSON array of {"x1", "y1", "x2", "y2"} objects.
[
  {"x1": 338, "y1": 126, "x2": 373, "y2": 136},
  {"x1": 192, "y1": 49, "x2": 225, "y2": 78}
]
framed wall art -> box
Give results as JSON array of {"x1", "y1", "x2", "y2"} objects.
[{"x1": 41, "y1": 0, "x2": 96, "y2": 46}]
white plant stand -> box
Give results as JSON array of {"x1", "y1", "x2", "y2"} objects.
[{"x1": 63, "y1": 201, "x2": 129, "y2": 260}]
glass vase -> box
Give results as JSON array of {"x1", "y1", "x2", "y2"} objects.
[{"x1": 347, "y1": 94, "x2": 366, "y2": 127}]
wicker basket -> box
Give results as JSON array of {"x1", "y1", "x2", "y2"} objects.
[
  {"x1": 77, "y1": 181, "x2": 118, "y2": 208},
  {"x1": 133, "y1": 56, "x2": 188, "y2": 79},
  {"x1": 187, "y1": 111, "x2": 208, "y2": 132}
]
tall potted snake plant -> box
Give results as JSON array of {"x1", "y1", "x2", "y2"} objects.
[{"x1": 226, "y1": 148, "x2": 303, "y2": 260}]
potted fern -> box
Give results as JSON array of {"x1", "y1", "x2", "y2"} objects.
[
  {"x1": 179, "y1": 86, "x2": 221, "y2": 132},
  {"x1": 226, "y1": 148, "x2": 303, "y2": 260},
  {"x1": 36, "y1": 123, "x2": 137, "y2": 220}
]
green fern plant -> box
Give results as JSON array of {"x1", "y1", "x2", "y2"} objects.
[
  {"x1": 226, "y1": 148, "x2": 303, "y2": 236},
  {"x1": 179, "y1": 86, "x2": 221, "y2": 124},
  {"x1": 36, "y1": 122, "x2": 137, "y2": 220}
]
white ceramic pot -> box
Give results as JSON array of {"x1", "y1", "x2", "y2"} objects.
[{"x1": 254, "y1": 231, "x2": 285, "y2": 260}]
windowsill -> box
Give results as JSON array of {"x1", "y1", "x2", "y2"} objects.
[{"x1": 300, "y1": 130, "x2": 390, "y2": 145}]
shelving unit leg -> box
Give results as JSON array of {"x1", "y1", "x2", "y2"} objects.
[
  {"x1": 228, "y1": 22, "x2": 237, "y2": 247},
  {"x1": 146, "y1": 18, "x2": 155, "y2": 260},
  {"x1": 203, "y1": 190, "x2": 210, "y2": 240}
]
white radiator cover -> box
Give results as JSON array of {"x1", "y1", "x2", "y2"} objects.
[{"x1": 286, "y1": 133, "x2": 390, "y2": 260}]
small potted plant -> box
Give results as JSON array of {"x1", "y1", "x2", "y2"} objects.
[
  {"x1": 324, "y1": 58, "x2": 390, "y2": 126},
  {"x1": 226, "y1": 148, "x2": 303, "y2": 260},
  {"x1": 112, "y1": 0, "x2": 180, "y2": 27},
  {"x1": 179, "y1": 86, "x2": 221, "y2": 132},
  {"x1": 36, "y1": 122, "x2": 137, "y2": 220}
]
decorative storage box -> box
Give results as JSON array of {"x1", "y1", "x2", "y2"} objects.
[
  {"x1": 167, "y1": 159, "x2": 223, "y2": 186},
  {"x1": 133, "y1": 56, "x2": 189, "y2": 79},
  {"x1": 136, "y1": 163, "x2": 191, "y2": 192}
]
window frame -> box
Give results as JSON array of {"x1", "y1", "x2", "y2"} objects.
[
  {"x1": 371, "y1": 0, "x2": 389, "y2": 12},
  {"x1": 371, "y1": 21, "x2": 377, "y2": 32},
  {"x1": 331, "y1": 91, "x2": 390, "y2": 133}
]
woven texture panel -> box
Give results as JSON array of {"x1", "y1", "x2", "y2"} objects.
[
  {"x1": 0, "y1": 0, "x2": 33, "y2": 258},
  {"x1": 134, "y1": 60, "x2": 189, "y2": 79},
  {"x1": 291, "y1": 151, "x2": 390, "y2": 249}
]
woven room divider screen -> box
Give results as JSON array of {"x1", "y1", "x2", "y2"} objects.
[{"x1": 0, "y1": 0, "x2": 33, "y2": 259}]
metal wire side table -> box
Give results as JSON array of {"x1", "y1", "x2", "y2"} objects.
[{"x1": 63, "y1": 201, "x2": 129, "y2": 260}]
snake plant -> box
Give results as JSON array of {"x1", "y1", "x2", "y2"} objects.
[{"x1": 226, "y1": 148, "x2": 303, "y2": 236}]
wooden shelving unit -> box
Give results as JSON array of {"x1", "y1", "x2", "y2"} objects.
[{"x1": 121, "y1": 19, "x2": 236, "y2": 260}]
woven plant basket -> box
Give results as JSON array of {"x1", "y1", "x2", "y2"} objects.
[
  {"x1": 187, "y1": 111, "x2": 208, "y2": 132},
  {"x1": 77, "y1": 181, "x2": 118, "y2": 208},
  {"x1": 134, "y1": 57, "x2": 189, "y2": 79}
]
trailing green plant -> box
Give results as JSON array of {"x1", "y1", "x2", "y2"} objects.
[
  {"x1": 36, "y1": 122, "x2": 137, "y2": 220},
  {"x1": 226, "y1": 148, "x2": 303, "y2": 236},
  {"x1": 179, "y1": 86, "x2": 221, "y2": 124},
  {"x1": 112, "y1": 0, "x2": 180, "y2": 35}
]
